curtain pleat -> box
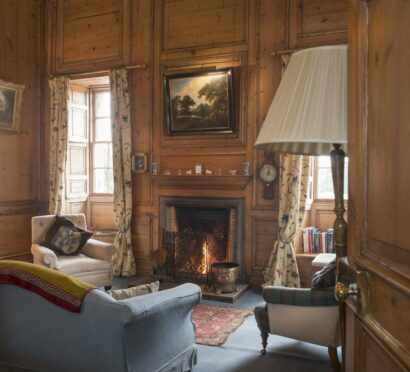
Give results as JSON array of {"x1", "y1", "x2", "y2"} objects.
[
  {"x1": 109, "y1": 69, "x2": 136, "y2": 277},
  {"x1": 48, "y1": 76, "x2": 69, "y2": 214},
  {"x1": 263, "y1": 154, "x2": 310, "y2": 287}
]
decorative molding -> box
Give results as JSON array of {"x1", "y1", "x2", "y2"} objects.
[
  {"x1": 151, "y1": 175, "x2": 251, "y2": 191},
  {"x1": 360, "y1": 315, "x2": 410, "y2": 371}
]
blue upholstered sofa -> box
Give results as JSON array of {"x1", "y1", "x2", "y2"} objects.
[{"x1": 0, "y1": 281, "x2": 201, "y2": 371}]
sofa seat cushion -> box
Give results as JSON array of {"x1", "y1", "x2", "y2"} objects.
[{"x1": 57, "y1": 254, "x2": 111, "y2": 275}]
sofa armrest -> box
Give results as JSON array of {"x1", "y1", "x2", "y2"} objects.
[
  {"x1": 81, "y1": 238, "x2": 116, "y2": 262},
  {"x1": 121, "y1": 283, "x2": 201, "y2": 316},
  {"x1": 119, "y1": 283, "x2": 201, "y2": 371},
  {"x1": 262, "y1": 286, "x2": 337, "y2": 307},
  {"x1": 31, "y1": 244, "x2": 58, "y2": 269}
]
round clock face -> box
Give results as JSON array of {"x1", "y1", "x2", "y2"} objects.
[{"x1": 259, "y1": 164, "x2": 277, "y2": 183}]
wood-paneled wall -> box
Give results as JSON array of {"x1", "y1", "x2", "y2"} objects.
[
  {"x1": 46, "y1": 0, "x2": 348, "y2": 282},
  {"x1": 0, "y1": 0, "x2": 45, "y2": 260}
]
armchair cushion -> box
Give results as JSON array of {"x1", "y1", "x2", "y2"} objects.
[
  {"x1": 56, "y1": 254, "x2": 111, "y2": 276},
  {"x1": 311, "y1": 258, "x2": 336, "y2": 288},
  {"x1": 42, "y1": 215, "x2": 93, "y2": 255},
  {"x1": 262, "y1": 286, "x2": 337, "y2": 306}
]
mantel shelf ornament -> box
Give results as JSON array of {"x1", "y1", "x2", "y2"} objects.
[{"x1": 151, "y1": 175, "x2": 252, "y2": 191}]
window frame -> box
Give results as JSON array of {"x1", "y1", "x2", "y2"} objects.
[{"x1": 89, "y1": 86, "x2": 113, "y2": 196}]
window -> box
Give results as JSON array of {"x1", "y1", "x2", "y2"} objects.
[
  {"x1": 66, "y1": 85, "x2": 89, "y2": 199},
  {"x1": 314, "y1": 156, "x2": 348, "y2": 200},
  {"x1": 67, "y1": 82, "x2": 113, "y2": 201},
  {"x1": 91, "y1": 89, "x2": 113, "y2": 194}
]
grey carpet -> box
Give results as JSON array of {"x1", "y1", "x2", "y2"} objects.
[{"x1": 113, "y1": 277, "x2": 335, "y2": 372}]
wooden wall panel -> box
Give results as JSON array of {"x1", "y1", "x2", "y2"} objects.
[
  {"x1": 63, "y1": 0, "x2": 121, "y2": 20},
  {"x1": 0, "y1": 1, "x2": 44, "y2": 260},
  {"x1": 161, "y1": 0, "x2": 247, "y2": 51},
  {"x1": 131, "y1": 0, "x2": 153, "y2": 206},
  {"x1": 54, "y1": 0, "x2": 130, "y2": 73},
  {"x1": 67, "y1": 201, "x2": 86, "y2": 215},
  {"x1": 132, "y1": 213, "x2": 153, "y2": 275},
  {"x1": 289, "y1": 0, "x2": 348, "y2": 49},
  {"x1": 296, "y1": 254, "x2": 316, "y2": 288},
  {"x1": 62, "y1": 14, "x2": 122, "y2": 62},
  {"x1": 88, "y1": 200, "x2": 116, "y2": 229},
  {"x1": 0, "y1": 212, "x2": 35, "y2": 260},
  {"x1": 251, "y1": 217, "x2": 277, "y2": 272}
]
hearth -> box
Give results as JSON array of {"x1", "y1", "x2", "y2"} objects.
[{"x1": 158, "y1": 196, "x2": 245, "y2": 283}]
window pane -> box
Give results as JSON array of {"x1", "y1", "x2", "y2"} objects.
[
  {"x1": 318, "y1": 155, "x2": 331, "y2": 167},
  {"x1": 95, "y1": 118, "x2": 111, "y2": 141},
  {"x1": 317, "y1": 168, "x2": 334, "y2": 199},
  {"x1": 94, "y1": 143, "x2": 112, "y2": 168},
  {"x1": 94, "y1": 169, "x2": 113, "y2": 193},
  {"x1": 71, "y1": 109, "x2": 87, "y2": 139},
  {"x1": 95, "y1": 92, "x2": 110, "y2": 117},
  {"x1": 316, "y1": 157, "x2": 349, "y2": 199}
]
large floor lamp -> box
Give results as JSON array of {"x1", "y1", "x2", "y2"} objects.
[{"x1": 254, "y1": 45, "x2": 348, "y2": 367}]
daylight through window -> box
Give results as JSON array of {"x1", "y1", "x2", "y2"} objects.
[
  {"x1": 91, "y1": 90, "x2": 113, "y2": 194},
  {"x1": 315, "y1": 156, "x2": 348, "y2": 199}
]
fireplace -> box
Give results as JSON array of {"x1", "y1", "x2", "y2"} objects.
[{"x1": 158, "y1": 197, "x2": 245, "y2": 283}]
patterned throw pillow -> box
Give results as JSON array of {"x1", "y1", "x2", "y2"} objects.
[
  {"x1": 42, "y1": 215, "x2": 93, "y2": 255},
  {"x1": 311, "y1": 259, "x2": 336, "y2": 288},
  {"x1": 107, "y1": 281, "x2": 160, "y2": 300}
]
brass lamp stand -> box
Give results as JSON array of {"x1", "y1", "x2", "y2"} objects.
[{"x1": 331, "y1": 143, "x2": 347, "y2": 372}]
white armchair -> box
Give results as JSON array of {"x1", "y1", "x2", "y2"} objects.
[{"x1": 31, "y1": 214, "x2": 116, "y2": 289}]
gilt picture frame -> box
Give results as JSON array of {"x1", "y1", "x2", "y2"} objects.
[
  {"x1": 0, "y1": 79, "x2": 25, "y2": 134},
  {"x1": 164, "y1": 68, "x2": 234, "y2": 136}
]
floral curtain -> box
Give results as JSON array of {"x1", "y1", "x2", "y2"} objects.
[
  {"x1": 48, "y1": 76, "x2": 69, "y2": 214},
  {"x1": 263, "y1": 154, "x2": 310, "y2": 287},
  {"x1": 109, "y1": 69, "x2": 136, "y2": 276}
]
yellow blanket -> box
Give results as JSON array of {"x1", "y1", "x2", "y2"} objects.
[{"x1": 0, "y1": 260, "x2": 95, "y2": 312}]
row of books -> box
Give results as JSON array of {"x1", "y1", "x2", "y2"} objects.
[{"x1": 302, "y1": 227, "x2": 334, "y2": 254}]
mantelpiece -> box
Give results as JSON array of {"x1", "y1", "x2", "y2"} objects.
[{"x1": 151, "y1": 175, "x2": 252, "y2": 191}]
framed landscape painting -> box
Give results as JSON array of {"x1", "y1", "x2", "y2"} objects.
[
  {"x1": 164, "y1": 68, "x2": 234, "y2": 136},
  {"x1": 0, "y1": 79, "x2": 24, "y2": 134}
]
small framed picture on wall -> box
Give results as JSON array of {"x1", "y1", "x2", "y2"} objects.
[
  {"x1": 0, "y1": 79, "x2": 25, "y2": 134},
  {"x1": 132, "y1": 153, "x2": 147, "y2": 174}
]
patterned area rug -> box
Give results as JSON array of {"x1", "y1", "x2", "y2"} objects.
[{"x1": 192, "y1": 304, "x2": 253, "y2": 346}]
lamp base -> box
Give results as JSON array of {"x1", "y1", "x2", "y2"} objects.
[{"x1": 330, "y1": 144, "x2": 347, "y2": 258}]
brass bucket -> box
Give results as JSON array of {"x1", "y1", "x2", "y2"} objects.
[{"x1": 211, "y1": 262, "x2": 239, "y2": 294}]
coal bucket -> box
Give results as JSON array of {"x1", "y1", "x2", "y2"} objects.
[{"x1": 210, "y1": 262, "x2": 239, "y2": 294}]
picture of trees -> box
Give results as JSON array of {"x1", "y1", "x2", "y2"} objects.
[{"x1": 164, "y1": 69, "x2": 234, "y2": 135}]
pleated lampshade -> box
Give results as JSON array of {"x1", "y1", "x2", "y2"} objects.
[{"x1": 254, "y1": 45, "x2": 347, "y2": 155}]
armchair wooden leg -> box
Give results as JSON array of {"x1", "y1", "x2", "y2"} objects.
[
  {"x1": 328, "y1": 346, "x2": 340, "y2": 372},
  {"x1": 105, "y1": 286, "x2": 112, "y2": 291},
  {"x1": 261, "y1": 331, "x2": 268, "y2": 355}
]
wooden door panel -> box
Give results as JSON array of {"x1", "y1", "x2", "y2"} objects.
[
  {"x1": 366, "y1": 0, "x2": 410, "y2": 277},
  {"x1": 347, "y1": 0, "x2": 410, "y2": 371}
]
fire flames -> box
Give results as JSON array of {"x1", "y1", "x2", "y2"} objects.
[{"x1": 199, "y1": 240, "x2": 210, "y2": 275}]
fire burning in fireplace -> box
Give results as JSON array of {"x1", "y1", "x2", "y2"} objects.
[
  {"x1": 200, "y1": 240, "x2": 210, "y2": 275},
  {"x1": 163, "y1": 206, "x2": 235, "y2": 281}
]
